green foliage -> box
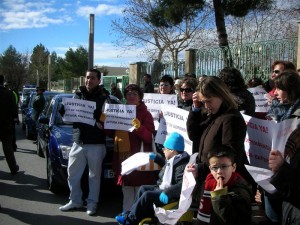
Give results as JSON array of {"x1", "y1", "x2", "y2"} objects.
[
  {"x1": 0, "y1": 45, "x2": 28, "y2": 90},
  {"x1": 145, "y1": 0, "x2": 205, "y2": 27}
]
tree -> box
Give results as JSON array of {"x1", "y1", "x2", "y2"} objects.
[
  {"x1": 29, "y1": 44, "x2": 50, "y2": 88},
  {"x1": 0, "y1": 45, "x2": 29, "y2": 90},
  {"x1": 146, "y1": 0, "x2": 274, "y2": 66},
  {"x1": 112, "y1": 0, "x2": 210, "y2": 77}
]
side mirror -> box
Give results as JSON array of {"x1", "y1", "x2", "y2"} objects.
[{"x1": 38, "y1": 116, "x2": 49, "y2": 124}]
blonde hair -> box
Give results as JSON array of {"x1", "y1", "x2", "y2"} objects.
[{"x1": 197, "y1": 76, "x2": 238, "y2": 109}]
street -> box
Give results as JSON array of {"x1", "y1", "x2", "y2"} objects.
[{"x1": 0, "y1": 114, "x2": 122, "y2": 225}]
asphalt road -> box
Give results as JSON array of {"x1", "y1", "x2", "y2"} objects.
[{"x1": 0, "y1": 114, "x2": 122, "y2": 225}]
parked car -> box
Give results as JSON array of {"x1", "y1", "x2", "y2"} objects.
[
  {"x1": 21, "y1": 91, "x2": 62, "y2": 139},
  {"x1": 37, "y1": 94, "x2": 121, "y2": 193}
]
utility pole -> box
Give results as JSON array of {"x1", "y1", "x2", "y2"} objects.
[
  {"x1": 88, "y1": 14, "x2": 95, "y2": 70},
  {"x1": 48, "y1": 54, "x2": 51, "y2": 91}
]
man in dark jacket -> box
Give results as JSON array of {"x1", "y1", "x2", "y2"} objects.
[
  {"x1": 115, "y1": 132, "x2": 190, "y2": 225},
  {"x1": 59, "y1": 69, "x2": 108, "y2": 216},
  {"x1": 32, "y1": 86, "x2": 45, "y2": 121},
  {"x1": 143, "y1": 74, "x2": 155, "y2": 93},
  {"x1": 0, "y1": 75, "x2": 19, "y2": 174}
]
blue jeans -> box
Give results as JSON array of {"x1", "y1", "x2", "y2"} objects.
[{"x1": 125, "y1": 185, "x2": 165, "y2": 225}]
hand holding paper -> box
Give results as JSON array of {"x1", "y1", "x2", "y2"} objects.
[{"x1": 269, "y1": 150, "x2": 284, "y2": 172}]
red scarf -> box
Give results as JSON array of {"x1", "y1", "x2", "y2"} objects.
[{"x1": 197, "y1": 172, "x2": 242, "y2": 223}]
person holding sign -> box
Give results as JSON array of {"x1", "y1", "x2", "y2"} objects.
[
  {"x1": 263, "y1": 70, "x2": 300, "y2": 224},
  {"x1": 59, "y1": 69, "x2": 108, "y2": 216},
  {"x1": 269, "y1": 126, "x2": 300, "y2": 225},
  {"x1": 104, "y1": 84, "x2": 156, "y2": 212},
  {"x1": 115, "y1": 132, "x2": 190, "y2": 225},
  {"x1": 186, "y1": 76, "x2": 253, "y2": 206}
]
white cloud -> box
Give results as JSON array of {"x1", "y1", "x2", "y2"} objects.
[
  {"x1": 76, "y1": 4, "x2": 124, "y2": 17},
  {"x1": 0, "y1": 0, "x2": 71, "y2": 30}
]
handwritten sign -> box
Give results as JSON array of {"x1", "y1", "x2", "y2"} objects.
[
  {"x1": 143, "y1": 93, "x2": 178, "y2": 130},
  {"x1": 62, "y1": 98, "x2": 96, "y2": 126},
  {"x1": 248, "y1": 86, "x2": 269, "y2": 113},
  {"x1": 243, "y1": 114, "x2": 299, "y2": 169},
  {"x1": 156, "y1": 105, "x2": 192, "y2": 155},
  {"x1": 103, "y1": 103, "x2": 136, "y2": 131}
]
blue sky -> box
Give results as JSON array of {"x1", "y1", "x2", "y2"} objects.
[{"x1": 0, "y1": 0, "x2": 147, "y2": 67}]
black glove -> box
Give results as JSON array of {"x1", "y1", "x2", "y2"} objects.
[
  {"x1": 58, "y1": 104, "x2": 65, "y2": 117},
  {"x1": 93, "y1": 109, "x2": 101, "y2": 121}
]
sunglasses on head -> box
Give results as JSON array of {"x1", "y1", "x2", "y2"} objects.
[
  {"x1": 273, "y1": 70, "x2": 281, "y2": 74},
  {"x1": 180, "y1": 88, "x2": 193, "y2": 93}
]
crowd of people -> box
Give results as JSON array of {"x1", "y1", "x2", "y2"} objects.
[{"x1": 1, "y1": 60, "x2": 300, "y2": 225}]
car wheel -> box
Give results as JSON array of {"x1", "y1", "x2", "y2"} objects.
[
  {"x1": 46, "y1": 153, "x2": 61, "y2": 194},
  {"x1": 36, "y1": 137, "x2": 45, "y2": 158}
]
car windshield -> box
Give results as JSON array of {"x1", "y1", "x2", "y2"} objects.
[{"x1": 54, "y1": 99, "x2": 73, "y2": 126}]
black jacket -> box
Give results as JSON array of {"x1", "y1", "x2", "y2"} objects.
[
  {"x1": 154, "y1": 151, "x2": 190, "y2": 201},
  {"x1": 72, "y1": 85, "x2": 107, "y2": 144}
]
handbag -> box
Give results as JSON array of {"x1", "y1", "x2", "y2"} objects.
[{"x1": 137, "y1": 135, "x2": 161, "y2": 171}]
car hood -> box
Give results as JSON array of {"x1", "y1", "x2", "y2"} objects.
[{"x1": 51, "y1": 125, "x2": 73, "y2": 146}]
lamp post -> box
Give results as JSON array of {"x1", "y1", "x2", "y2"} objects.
[{"x1": 48, "y1": 54, "x2": 51, "y2": 91}]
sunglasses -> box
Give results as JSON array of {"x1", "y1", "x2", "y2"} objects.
[
  {"x1": 272, "y1": 70, "x2": 281, "y2": 74},
  {"x1": 180, "y1": 88, "x2": 193, "y2": 93}
]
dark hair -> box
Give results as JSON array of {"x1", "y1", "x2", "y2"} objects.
[
  {"x1": 124, "y1": 84, "x2": 144, "y2": 101},
  {"x1": 181, "y1": 77, "x2": 198, "y2": 91},
  {"x1": 274, "y1": 70, "x2": 300, "y2": 103},
  {"x1": 184, "y1": 73, "x2": 196, "y2": 79},
  {"x1": 197, "y1": 76, "x2": 238, "y2": 109},
  {"x1": 144, "y1": 74, "x2": 151, "y2": 79},
  {"x1": 247, "y1": 77, "x2": 263, "y2": 88},
  {"x1": 87, "y1": 69, "x2": 101, "y2": 79},
  {"x1": 271, "y1": 60, "x2": 296, "y2": 71},
  {"x1": 218, "y1": 67, "x2": 247, "y2": 92},
  {"x1": 159, "y1": 75, "x2": 174, "y2": 86},
  {"x1": 207, "y1": 145, "x2": 235, "y2": 163}
]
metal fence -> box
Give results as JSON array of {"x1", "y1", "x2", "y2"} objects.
[{"x1": 195, "y1": 37, "x2": 298, "y2": 81}]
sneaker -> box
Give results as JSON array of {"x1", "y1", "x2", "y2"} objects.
[
  {"x1": 115, "y1": 215, "x2": 125, "y2": 224},
  {"x1": 87, "y1": 204, "x2": 97, "y2": 216},
  {"x1": 59, "y1": 201, "x2": 82, "y2": 211}
]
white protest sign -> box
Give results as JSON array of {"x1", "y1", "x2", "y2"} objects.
[
  {"x1": 243, "y1": 114, "x2": 299, "y2": 169},
  {"x1": 143, "y1": 93, "x2": 178, "y2": 130},
  {"x1": 156, "y1": 105, "x2": 192, "y2": 155},
  {"x1": 121, "y1": 152, "x2": 150, "y2": 175},
  {"x1": 103, "y1": 103, "x2": 136, "y2": 131},
  {"x1": 248, "y1": 86, "x2": 269, "y2": 113},
  {"x1": 62, "y1": 98, "x2": 96, "y2": 126}
]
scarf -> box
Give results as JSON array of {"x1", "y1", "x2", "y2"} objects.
[
  {"x1": 197, "y1": 172, "x2": 242, "y2": 223},
  {"x1": 159, "y1": 155, "x2": 176, "y2": 190},
  {"x1": 280, "y1": 98, "x2": 300, "y2": 121}
]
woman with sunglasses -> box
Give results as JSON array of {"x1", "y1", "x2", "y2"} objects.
[{"x1": 178, "y1": 77, "x2": 198, "y2": 111}]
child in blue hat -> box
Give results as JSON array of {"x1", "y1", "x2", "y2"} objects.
[{"x1": 115, "y1": 132, "x2": 190, "y2": 225}]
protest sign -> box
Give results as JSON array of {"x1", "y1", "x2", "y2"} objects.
[
  {"x1": 103, "y1": 103, "x2": 136, "y2": 131},
  {"x1": 156, "y1": 105, "x2": 192, "y2": 155},
  {"x1": 243, "y1": 114, "x2": 299, "y2": 193},
  {"x1": 62, "y1": 98, "x2": 96, "y2": 126},
  {"x1": 143, "y1": 93, "x2": 178, "y2": 130},
  {"x1": 248, "y1": 86, "x2": 269, "y2": 113},
  {"x1": 243, "y1": 114, "x2": 299, "y2": 169}
]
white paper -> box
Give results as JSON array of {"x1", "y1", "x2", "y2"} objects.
[
  {"x1": 103, "y1": 103, "x2": 136, "y2": 131},
  {"x1": 245, "y1": 165, "x2": 276, "y2": 194},
  {"x1": 62, "y1": 98, "x2": 96, "y2": 126},
  {"x1": 121, "y1": 152, "x2": 150, "y2": 175},
  {"x1": 154, "y1": 153, "x2": 198, "y2": 225}
]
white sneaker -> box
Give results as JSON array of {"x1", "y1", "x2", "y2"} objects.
[
  {"x1": 59, "y1": 201, "x2": 82, "y2": 211},
  {"x1": 87, "y1": 204, "x2": 97, "y2": 216}
]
